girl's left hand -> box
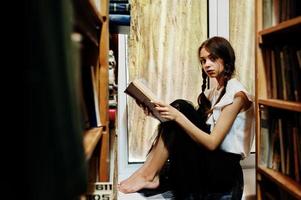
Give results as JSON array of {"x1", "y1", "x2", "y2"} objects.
[{"x1": 152, "y1": 101, "x2": 180, "y2": 121}]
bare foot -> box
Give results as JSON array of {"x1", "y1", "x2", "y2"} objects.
[{"x1": 118, "y1": 173, "x2": 160, "y2": 193}]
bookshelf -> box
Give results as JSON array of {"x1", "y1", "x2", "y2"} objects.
[
  {"x1": 73, "y1": 0, "x2": 110, "y2": 182},
  {"x1": 26, "y1": 0, "x2": 110, "y2": 199},
  {"x1": 255, "y1": 0, "x2": 301, "y2": 199}
]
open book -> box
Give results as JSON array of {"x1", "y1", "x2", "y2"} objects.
[{"x1": 124, "y1": 79, "x2": 168, "y2": 122}]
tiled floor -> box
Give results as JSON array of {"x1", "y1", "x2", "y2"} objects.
[
  {"x1": 118, "y1": 190, "x2": 173, "y2": 200},
  {"x1": 118, "y1": 168, "x2": 255, "y2": 200},
  {"x1": 116, "y1": 141, "x2": 256, "y2": 200}
]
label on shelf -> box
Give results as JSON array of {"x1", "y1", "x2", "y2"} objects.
[{"x1": 86, "y1": 182, "x2": 113, "y2": 200}]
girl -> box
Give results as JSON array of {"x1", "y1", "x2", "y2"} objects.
[{"x1": 118, "y1": 36, "x2": 255, "y2": 199}]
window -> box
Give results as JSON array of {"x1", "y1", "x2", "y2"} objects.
[{"x1": 118, "y1": 0, "x2": 255, "y2": 180}]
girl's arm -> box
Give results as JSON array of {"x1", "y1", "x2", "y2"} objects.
[{"x1": 154, "y1": 92, "x2": 250, "y2": 150}]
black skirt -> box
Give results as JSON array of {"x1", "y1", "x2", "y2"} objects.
[{"x1": 153, "y1": 99, "x2": 243, "y2": 199}]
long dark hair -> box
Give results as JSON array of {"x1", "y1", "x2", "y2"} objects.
[{"x1": 197, "y1": 36, "x2": 236, "y2": 119}]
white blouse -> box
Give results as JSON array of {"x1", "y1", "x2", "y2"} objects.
[{"x1": 205, "y1": 78, "x2": 255, "y2": 159}]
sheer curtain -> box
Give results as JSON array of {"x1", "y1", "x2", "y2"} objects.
[
  {"x1": 229, "y1": 0, "x2": 255, "y2": 154},
  {"x1": 229, "y1": 0, "x2": 255, "y2": 95},
  {"x1": 127, "y1": 0, "x2": 207, "y2": 162}
]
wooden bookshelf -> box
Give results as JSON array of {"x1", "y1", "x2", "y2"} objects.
[
  {"x1": 74, "y1": 0, "x2": 110, "y2": 186},
  {"x1": 258, "y1": 16, "x2": 301, "y2": 45},
  {"x1": 258, "y1": 99, "x2": 301, "y2": 112},
  {"x1": 255, "y1": 0, "x2": 301, "y2": 199},
  {"x1": 26, "y1": 0, "x2": 110, "y2": 199},
  {"x1": 258, "y1": 165, "x2": 301, "y2": 199},
  {"x1": 97, "y1": 0, "x2": 110, "y2": 182},
  {"x1": 258, "y1": 16, "x2": 301, "y2": 36}
]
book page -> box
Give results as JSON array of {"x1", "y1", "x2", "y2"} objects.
[{"x1": 132, "y1": 79, "x2": 158, "y2": 101}]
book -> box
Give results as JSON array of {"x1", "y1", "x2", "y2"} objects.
[
  {"x1": 277, "y1": 118, "x2": 286, "y2": 173},
  {"x1": 109, "y1": 14, "x2": 130, "y2": 26},
  {"x1": 81, "y1": 65, "x2": 100, "y2": 128},
  {"x1": 124, "y1": 79, "x2": 168, "y2": 122},
  {"x1": 86, "y1": 182, "x2": 113, "y2": 200},
  {"x1": 259, "y1": 105, "x2": 270, "y2": 167},
  {"x1": 263, "y1": 0, "x2": 273, "y2": 28},
  {"x1": 109, "y1": 3, "x2": 131, "y2": 14}
]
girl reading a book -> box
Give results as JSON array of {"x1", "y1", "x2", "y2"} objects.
[{"x1": 118, "y1": 36, "x2": 255, "y2": 199}]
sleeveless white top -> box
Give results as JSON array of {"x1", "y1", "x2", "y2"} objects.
[{"x1": 205, "y1": 78, "x2": 255, "y2": 159}]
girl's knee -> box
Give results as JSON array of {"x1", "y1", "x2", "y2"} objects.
[
  {"x1": 170, "y1": 99, "x2": 195, "y2": 112},
  {"x1": 170, "y1": 99, "x2": 209, "y2": 132}
]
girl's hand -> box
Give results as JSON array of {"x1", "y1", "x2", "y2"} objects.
[{"x1": 153, "y1": 101, "x2": 181, "y2": 121}]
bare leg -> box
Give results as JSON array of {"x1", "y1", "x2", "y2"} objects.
[{"x1": 118, "y1": 135, "x2": 169, "y2": 193}]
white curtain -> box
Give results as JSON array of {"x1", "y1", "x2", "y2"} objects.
[
  {"x1": 229, "y1": 0, "x2": 255, "y2": 152},
  {"x1": 229, "y1": 0, "x2": 255, "y2": 95},
  {"x1": 127, "y1": 0, "x2": 207, "y2": 162}
]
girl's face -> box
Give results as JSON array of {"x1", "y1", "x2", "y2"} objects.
[{"x1": 199, "y1": 48, "x2": 224, "y2": 79}]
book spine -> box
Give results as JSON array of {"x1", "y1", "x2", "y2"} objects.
[
  {"x1": 109, "y1": 3, "x2": 131, "y2": 14},
  {"x1": 109, "y1": 14, "x2": 130, "y2": 26}
]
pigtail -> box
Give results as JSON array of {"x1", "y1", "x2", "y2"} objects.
[
  {"x1": 212, "y1": 63, "x2": 232, "y2": 107},
  {"x1": 204, "y1": 74, "x2": 231, "y2": 116},
  {"x1": 201, "y1": 69, "x2": 207, "y2": 93},
  {"x1": 196, "y1": 70, "x2": 211, "y2": 122},
  {"x1": 213, "y1": 80, "x2": 227, "y2": 107}
]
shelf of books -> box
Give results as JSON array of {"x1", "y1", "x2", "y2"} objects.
[
  {"x1": 73, "y1": 0, "x2": 110, "y2": 190},
  {"x1": 258, "y1": 104, "x2": 301, "y2": 199},
  {"x1": 258, "y1": 166, "x2": 301, "y2": 198},
  {"x1": 259, "y1": 16, "x2": 301, "y2": 43},
  {"x1": 256, "y1": 0, "x2": 301, "y2": 199}
]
